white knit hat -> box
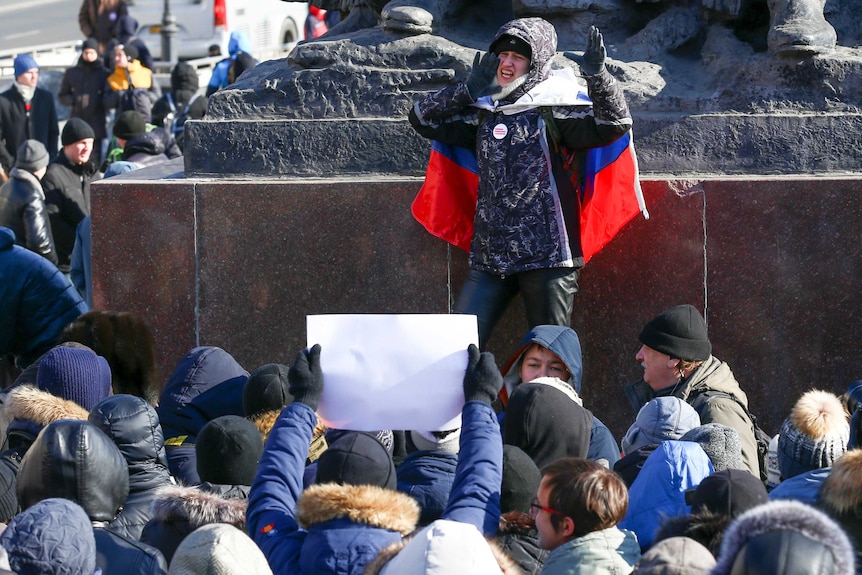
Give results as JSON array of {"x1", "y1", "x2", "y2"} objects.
[{"x1": 168, "y1": 523, "x2": 273, "y2": 575}]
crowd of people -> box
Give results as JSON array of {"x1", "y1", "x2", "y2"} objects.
[{"x1": 0, "y1": 6, "x2": 858, "y2": 575}]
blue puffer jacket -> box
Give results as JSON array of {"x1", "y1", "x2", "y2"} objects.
[
  {"x1": 156, "y1": 347, "x2": 248, "y2": 485},
  {"x1": 0, "y1": 227, "x2": 88, "y2": 369},
  {"x1": 619, "y1": 440, "x2": 714, "y2": 550},
  {"x1": 396, "y1": 449, "x2": 458, "y2": 526},
  {"x1": 248, "y1": 400, "x2": 503, "y2": 575},
  {"x1": 768, "y1": 466, "x2": 831, "y2": 504},
  {"x1": 500, "y1": 325, "x2": 620, "y2": 465}
]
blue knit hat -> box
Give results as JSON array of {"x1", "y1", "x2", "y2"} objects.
[
  {"x1": 36, "y1": 346, "x2": 112, "y2": 411},
  {"x1": 13, "y1": 54, "x2": 39, "y2": 79}
]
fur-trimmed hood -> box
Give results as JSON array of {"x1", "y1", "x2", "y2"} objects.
[
  {"x1": 297, "y1": 483, "x2": 419, "y2": 535},
  {"x1": 710, "y1": 500, "x2": 855, "y2": 575},
  {"x1": 365, "y1": 519, "x2": 521, "y2": 575},
  {"x1": 6, "y1": 385, "x2": 89, "y2": 427},
  {"x1": 148, "y1": 484, "x2": 247, "y2": 531}
]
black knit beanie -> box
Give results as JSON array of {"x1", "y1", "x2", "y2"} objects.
[
  {"x1": 120, "y1": 43, "x2": 139, "y2": 62},
  {"x1": 196, "y1": 415, "x2": 263, "y2": 486},
  {"x1": 490, "y1": 34, "x2": 532, "y2": 60},
  {"x1": 243, "y1": 363, "x2": 292, "y2": 418},
  {"x1": 62, "y1": 118, "x2": 96, "y2": 146},
  {"x1": 316, "y1": 432, "x2": 396, "y2": 489},
  {"x1": 113, "y1": 110, "x2": 146, "y2": 140},
  {"x1": 639, "y1": 304, "x2": 712, "y2": 361},
  {"x1": 501, "y1": 445, "x2": 541, "y2": 514}
]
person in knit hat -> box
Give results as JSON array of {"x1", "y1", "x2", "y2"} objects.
[
  {"x1": 61, "y1": 310, "x2": 160, "y2": 404},
  {"x1": 0, "y1": 140, "x2": 57, "y2": 264},
  {"x1": 169, "y1": 523, "x2": 274, "y2": 575},
  {"x1": 614, "y1": 396, "x2": 702, "y2": 487},
  {"x1": 0, "y1": 344, "x2": 112, "y2": 471},
  {"x1": 0, "y1": 55, "x2": 58, "y2": 176},
  {"x1": 247, "y1": 343, "x2": 507, "y2": 575},
  {"x1": 41, "y1": 118, "x2": 100, "y2": 273},
  {"x1": 632, "y1": 537, "x2": 716, "y2": 575},
  {"x1": 140, "y1": 414, "x2": 263, "y2": 563},
  {"x1": 495, "y1": 445, "x2": 549, "y2": 574},
  {"x1": 655, "y1": 468, "x2": 767, "y2": 555},
  {"x1": 104, "y1": 41, "x2": 160, "y2": 122},
  {"x1": 710, "y1": 500, "x2": 855, "y2": 575},
  {"x1": 680, "y1": 423, "x2": 745, "y2": 472},
  {"x1": 0, "y1": 497, "x2": 97, "y2": 575},
  {"x1": 625, "y1": 304, "x2": 761, "y2": 478},
  {"x1": 769, "y1": 389, "x2": 848, "y2": 503}
]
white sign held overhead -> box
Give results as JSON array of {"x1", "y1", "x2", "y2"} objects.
[{"x1": 306, "y1": 314, "x2": 479, "y2": 432}]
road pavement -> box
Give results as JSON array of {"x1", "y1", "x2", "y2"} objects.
[{"x1": 0, "y1": 0, "x2": 80, "y2": 53}]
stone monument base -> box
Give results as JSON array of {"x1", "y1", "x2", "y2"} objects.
[{"x1": 92, "y1": 163, "x2": 862, "y2": 438}]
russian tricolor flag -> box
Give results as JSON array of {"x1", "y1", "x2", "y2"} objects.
[{"x1": 411, "y1": 133, "x2": 648, "y2": 263}]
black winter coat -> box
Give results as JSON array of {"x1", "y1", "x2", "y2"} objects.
[
  {"x1": 0, "y1": 168, "x2": 57, "y2": 264},
  {"x1": 59, "y1": 56, "x2": 110, "y2": 140},
  {"x1": 0, "y1": 87, "x2": 59, "y2": 174},
  {"x1": 88, "y1": 394, "x2": 175, "y2": 541},
  {"x1": 41, "y1": 152, "x2": 99, "y2": 270},
  {"x1": 0, "y1": 227, "x2": 87, "y2": 368}
]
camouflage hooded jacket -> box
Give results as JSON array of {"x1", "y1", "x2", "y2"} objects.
[{"x1": 409, "y1": 18, "x2": 631, "y2": 275}]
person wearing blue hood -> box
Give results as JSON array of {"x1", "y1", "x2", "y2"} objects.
[
  {"x1": 156, "y1": 346, "x2": 249, "y2": 485},
  {"x1": 409, "y1": 18, "x2": 632, "y2": 349},
  {"x1": 498, "y1": 325, "x2": 621, "y2": 466},
  {"x1": 206, "y1": 31, "x2": 253, "y2": 96}
]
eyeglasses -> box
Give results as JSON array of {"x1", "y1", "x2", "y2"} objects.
[{"x1": 529, "y1": 498, "x2": 564, "y2": 517}]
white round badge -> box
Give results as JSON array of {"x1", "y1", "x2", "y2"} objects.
[{"x1": 492, "y1": 123, "x2": 508, "y2": 140}]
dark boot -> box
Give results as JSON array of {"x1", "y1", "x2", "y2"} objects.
[{"x1": 767, "y1": 0, "x2": 835, "y2": 55}]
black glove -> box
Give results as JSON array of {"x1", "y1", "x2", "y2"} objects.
[
  {"x1": 465, "y1": 51, "x2": 500, "y2": 100},
  {"x1": 563, "y1": 25, "x2": 606, "y2": 76},
  {"x1": 463, "y1": 344, "x2": 503, "y2": 405},
  {"x1": 288, "y1": 344, "x2": 323, "y2": 411}
]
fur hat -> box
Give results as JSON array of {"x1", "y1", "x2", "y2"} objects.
[
  {"x1": 680, "y1": 424, "x2": 744, "y2": 472},
  {"x1": 243, "y1": 363, "x2": 291, "y2": 418},
  {"x1": 196, "y1": 415, "x2": 263, "y2": 486},
  {"x1": 639, "y1": 305, "x2": 711, "y2": 361},
  {"x1": 689, "y1": 469, "x2": 767, "y2": 519},
  {"x1": 61, "y1": 118, "x2": 95, "y2": 146},
  {"x1": 633, "y1": 536, "x2": 716, "y2": 575},
  {"x1": 622, "y1": 397, "x2": 701, "y2": 455},
  {"x1": 36, "y1": 346, "x2": 112, "y2": 411},
  {"x1": 113, "y1": 110, "x2": 147, "y2": 139},
  {"x1": 777, "y1": 390, "x2": 849, "y2": 481},
  {"x1": 316, "y1": 431, "x2": 396, "y2": 489},
  {"x1": 13, "y1": 54, "x2": 38, "y2": 79},
  {"x1": 0, "y1": 498, "x2": 96, "y2": 575},
  {"x1": 710, "y1": 500, "x2": 855, "y2": 575},
  {"x1": 819, "y1": 449, "x2": 862, "y2": 517},
  {"x1": 169, "y1": 523, "x2": 273, "y2": 575},
  {"x1": 409, "y1": 428, "x2": 461, "y2": 454},
  {"x1": 500, "y1": 445, "x2": 541, "y2": 514},
  {"x1": 15, "y1": 139, "x2": 49, "y2": 172}
]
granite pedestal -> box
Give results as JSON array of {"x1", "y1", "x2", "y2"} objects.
[{"x1": 92, "y1": 164, "x2": 862, "y2": 438}]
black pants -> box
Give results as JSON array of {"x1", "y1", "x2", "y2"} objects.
[{"x1": 455, "y1": 267, "x2": 580, "y2": 349}]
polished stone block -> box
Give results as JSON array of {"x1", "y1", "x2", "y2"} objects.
[{"x1": 92, "y1": 170, "x2": 862, "y2": 439}]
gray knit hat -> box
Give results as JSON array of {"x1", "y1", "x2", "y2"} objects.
[
  {"x1": 681, "y1": 423, "x2": 744, "y2": 472},
  {"x1": 622, "y1": 397, "x2": 701, "y2": 455},
  {"x1": 634, "y1": 536, "x2": 716, "y2": 575},
  {"x1": 777, "y1": 390, "x2": 848, "y2": 481},
  {"x1": 639, "y1": 305, "x2": 711, "y2": 361},
  {"x1": 15, "y1": 139, "x2": 49, "y2": 172},
  {"x1": 169, "y1": 524, "x2": 273, "y2": 575}
]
